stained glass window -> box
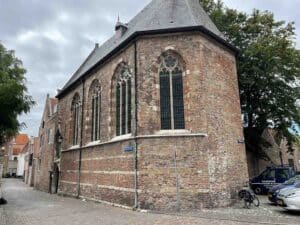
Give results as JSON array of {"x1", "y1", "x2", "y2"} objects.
[
  {"x1": 71, "y1": 94, "x2": 81, "y2": 145},
  {"x1": 116, "y1": 84, "x2": 121, "y2": 136},
  {"x1": 160, "y1": 52, "x2": 185, "y2": 130},
  {"x1": 91, "y1": 82, "x2": 101, "y2": 141},
  {"x1": 115, "y1": 64, "x2": 132, "y2": 136}
]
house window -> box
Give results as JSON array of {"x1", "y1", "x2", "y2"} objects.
[
  {"x1": 115, "y1": 64, "x2": 132, "y2": 136},
  {"x1": 90, "y1": 81, "x2": 101, "y2": 141},
  {"x1": 160, "y1": 52, "x2": 185, "y2": 130},
  {"x1": 38, "y1": 158, "x2": 41, "y2": 170},
  {"x1": 71, "y1": 94, "x2": 81, "y2": 145},
  {"x1": 29, "y1": 154, "x2": 33, "y2": 166},
  {"x1": 47, "y1": 129, "x2": 53, "y2": 144}
]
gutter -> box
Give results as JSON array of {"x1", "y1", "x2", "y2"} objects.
[
  {"x1": 77, "y1": 79, "x2": 85, "y2": 198},
  {"x1": 56, "y1": 26, "x2": 238, "y2": 99}
]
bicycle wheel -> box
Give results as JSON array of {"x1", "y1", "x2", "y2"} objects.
[{"x1": 253, "y1": 196, "x2": 260, "y2": 207}]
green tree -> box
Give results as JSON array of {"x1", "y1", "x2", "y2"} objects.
[
  {"x1": 0, "y1": 43, "x2": 35, "y2": 145},
  {"x1": 200, "y1": 0, "x2": 300, "y2": 155}
]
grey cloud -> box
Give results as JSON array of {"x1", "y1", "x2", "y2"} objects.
[
  {"x1": 1, "y1": 0, "x2": 299, "y2": 136},
  {"x1": 0, "y1": 0, "x2": 151, "y2": 136}
]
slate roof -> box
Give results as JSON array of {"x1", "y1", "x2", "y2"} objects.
[{"x1": 58, "y1": 0, "x2": 232, "y2": 97}]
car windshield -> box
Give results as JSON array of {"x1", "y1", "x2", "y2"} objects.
[{"x1": 285, "y1": 175, "x2": 300, "y2": 185}]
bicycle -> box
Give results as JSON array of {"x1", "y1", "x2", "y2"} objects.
[{"x1": 238, "y1": 187, "x2": 260, "y2": 208}]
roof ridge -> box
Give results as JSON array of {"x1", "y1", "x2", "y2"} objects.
[{"x1": 185, "y1": 0, "x2": 197, "y2": 25}]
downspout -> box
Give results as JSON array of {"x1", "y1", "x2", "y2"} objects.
[
  {"x1": 133, "y1": 41, "x2": 139, "y2": 209},
  {"x1": 77, "y1": 79, "x2": 85, "y2": 198}
]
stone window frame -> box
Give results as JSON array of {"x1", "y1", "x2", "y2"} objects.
[
  {"x1": 54, "y1": 129, "x2": 62, "y2": 158},
  {"x1": 88, "y1": 79, "x2": 101, "y2": 142},
  {"x1": 159, "y1": 50, "x2": 185, "y2": 130},
  {"x1": 112, "y1": 62, "x2": 132, "y2": 137},
  {"x1": 71, "y1": 93, "x2": 81, "y2": 146}
]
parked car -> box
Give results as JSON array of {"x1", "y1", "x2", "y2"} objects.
[
  {"x1": 250, "y1": 166, "x2": 295, "y2": 194},
  {"x1": 277, "y1": 182, "x2": 300, "y2": 211},
  {"x1": 268, "y1": 176, "x2": 300, "y2": 203}
]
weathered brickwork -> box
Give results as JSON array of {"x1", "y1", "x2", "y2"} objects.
[
  {"x1": 137, "y1": 136, "x2": 210, "y2": 210},
  {"x1": 57, "y1": 31, "x2": 249, "y2": 211},
  {"x1": 135, "y1": 34, "x2": 248, "y2": 210},
  {"x1": 35, "y1": 96, "x2": 59, "y2": 193}
]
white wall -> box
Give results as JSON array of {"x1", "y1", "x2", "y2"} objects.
[{"x1": 17, "y1": 153, "x2": 25, "y2": 177}]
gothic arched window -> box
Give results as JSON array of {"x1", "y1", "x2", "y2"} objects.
[
  {"x1": 90, "y1": 81, "x2": 101, "y2": 141},
  {"x1": 115, "y1": 64, "x2": 132, "y2": 136},
  {"x1": 71, "y1": 94, "x2": 81, "y2": 145},
  {"x1": 160, "y1": 52, "x2": 185, "y2": 130}
]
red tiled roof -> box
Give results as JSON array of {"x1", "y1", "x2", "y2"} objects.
[{"x1": 15, "y1": 134, "x2": 29, "y2": 145}]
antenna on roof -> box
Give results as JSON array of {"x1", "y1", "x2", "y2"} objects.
[{"x1": 117, "y1": 13, "x2": 120, "y2": 23}]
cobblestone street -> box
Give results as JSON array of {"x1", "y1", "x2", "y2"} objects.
[{"x1": 0, "y1": 179, "x2": 299, "y2": 225}]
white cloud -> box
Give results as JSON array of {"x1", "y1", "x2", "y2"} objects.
[
  {"x1": 0, "y1": 0, "x2": 299, "y2": 136},
  {"x1": 17, "y1": 31, "x2": 39, "y2": 43}
]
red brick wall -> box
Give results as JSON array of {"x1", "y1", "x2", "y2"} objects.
[
  {"x1": 135, "y1": 33, "x2": 248, "y2": 210},
  {"x1": 58, "y1": 31, "x2": 249, "y2": 211},
  {"x1": 35, "y1": 97, "x2": 58, "y2": 193}
]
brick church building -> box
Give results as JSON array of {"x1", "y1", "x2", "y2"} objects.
[{"x1": 56, "y1": 0, "x2": 249, "y2": 211}]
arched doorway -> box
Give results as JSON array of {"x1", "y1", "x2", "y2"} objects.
[{"x1": 51, "y1": 163, "x2": 59, "y2": 194}]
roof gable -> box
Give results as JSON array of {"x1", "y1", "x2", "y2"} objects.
[
  {"x1": 49, "y1": 98, "x2": 58, "y2": 115},
  {"x1": 58, "y1": 0, "x2": 229, "y2": 96}
]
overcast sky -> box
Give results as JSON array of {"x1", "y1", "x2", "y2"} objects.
[{"x1": 0, "y1": 0, "x2": 299, "y2": 137}]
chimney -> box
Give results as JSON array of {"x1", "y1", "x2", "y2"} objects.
[{"x1": 115, "y1": 16, "x2": 128, "y2": 38}]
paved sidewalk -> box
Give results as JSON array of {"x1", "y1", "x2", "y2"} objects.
[{"x1": 0, "y1": 179, "x2": 299, "y2": 225}]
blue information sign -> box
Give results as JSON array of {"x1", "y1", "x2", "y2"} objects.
[{"x1": 124, "y1": 146, "x2": 134, "y2": 152}]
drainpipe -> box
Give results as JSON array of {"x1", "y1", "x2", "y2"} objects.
[
  {"x1": 133, "y1": 41, "x2": 139, "y2": 209},
  {"x1": 174, "y1": 150, "x2": 180, "y2": 212},
  {"x1": 77, "y1": 79, "x2": 85, "y2": 198}
]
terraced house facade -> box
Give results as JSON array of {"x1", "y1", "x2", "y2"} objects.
[{"x1": 56, "y1": 0, "x2": 249, "y2": 211}]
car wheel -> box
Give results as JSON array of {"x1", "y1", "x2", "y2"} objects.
[{"x1": 253, "y1": 186, "x2": 262, "y2": 195}]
